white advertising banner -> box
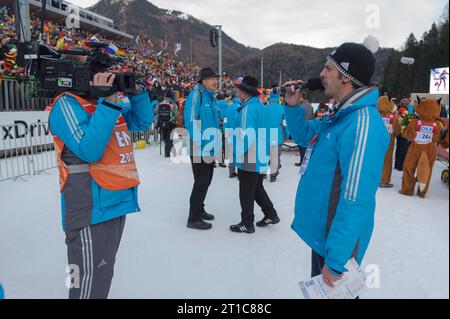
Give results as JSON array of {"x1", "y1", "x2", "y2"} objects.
[
  {"x1": 429, "y1": 67, "x2": 449, "y2": 94},
  {"x1": 0, "y1": 112, "x2": 51, "y2": 151}
]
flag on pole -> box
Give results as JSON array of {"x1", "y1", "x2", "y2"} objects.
[
  {"x1": 156, "y1": 48, "x2": 166, "y2": 58},
  {"x1": 117, "y1": 48, "x2": 127, "y2": 56},
  {"x1": 86, "y1": 35, "x2": 100, "y2": 43},
  {"x1": 106, "y1": 44, "x2": 119, "y2": 55},
  {"x1": 157, "y1": 41, "x2": 168, "y2": 56},
  {"x1": 174, "y1": 43, "x2": 182, "y2": 57}
]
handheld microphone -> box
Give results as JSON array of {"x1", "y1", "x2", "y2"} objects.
[
  {"x1": 279, "y1": 78, "x2": 324, "y2": 94},
  {"x1": 300, "y1": 78, "x2": 325, "y2": 91}
]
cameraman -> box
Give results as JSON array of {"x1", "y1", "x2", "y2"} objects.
[
  {"x1": 284, "y1": 43, "x2": 389, "y2": 289},
  {"x1": 48, "y1": 53, "x2": 153, "y2": 299}
]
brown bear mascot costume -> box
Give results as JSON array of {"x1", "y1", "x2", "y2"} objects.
[
  {"x1": 400, "y1": 97, "x2": 443, "y2": 198},
  {"x1": 378, "y1": 96, "x2": 401, "y2": 187}
]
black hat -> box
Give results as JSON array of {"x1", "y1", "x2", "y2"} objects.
[
  {"x1": 236, "y1": 76, "x2": 259, "y2": 97},
  {"x1": 198, "y1": 67, "x2": 220, "y2": 84},
  {"x1": 327, "y1": 43, "x2": 375, "y2": 87}
]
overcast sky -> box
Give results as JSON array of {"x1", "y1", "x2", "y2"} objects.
[{"x1": 74, "y1": 0, "x2": 448, "y2": 49}]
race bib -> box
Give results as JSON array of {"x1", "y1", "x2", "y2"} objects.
[
  {"x1": 383, "y1": 118, "x2": 393, "y2": 134},
  {"x1": 415, "y1": 128, "x2": 433, "y2": 144}
]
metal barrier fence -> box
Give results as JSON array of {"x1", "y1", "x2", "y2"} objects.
[
  {"x1": 0, "y1": 123, "x2": 32, "y2": 181},
  {"x1": 132, "y1": 129, "x2": 153, "y2": 144},
  {"x1": 437, "y1": 150, "x2": 449, "y2": 163},
  {"x1": 0, "y1": 78, "x2": 51, "y2": 112},
  {"x1": 29, "y1": 122, "x2": 57, "y2": 175},
  {"x1": 0, "y1": 122, "x2": 56, "y2": 182},
  {"x1": 132, "y1": 124, "x2": 158, "y2": 144}
]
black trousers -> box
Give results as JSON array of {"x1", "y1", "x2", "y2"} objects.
[
  {"x1": 221, "y1": 133, "x2": 226, "y2": 164},
  {"x1": 161, "y1": 124, "x2": 175, "y2": 157},
  {"x1": 311, "y1": 250, "x2": 325, "y2": 277},
  {"x1": 238, "y1": 169, "x2": 277, "y2": 225},
  {"x1": 394, "y1": 136, "x2": 409, "y2": 170},
  {"x1": 188, "y1": 156, "x2": 215, "y2": 222},
  {"x1": 299, "y1": 146, "x2": 307, "y2": 163}
]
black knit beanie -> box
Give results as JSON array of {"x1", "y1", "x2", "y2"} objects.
[{"x1": 327, "y1": 43, "x2": 375, "y2": 87}]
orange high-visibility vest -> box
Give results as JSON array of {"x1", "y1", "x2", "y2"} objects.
[{"x1": 47, "y1": 92, "x2": 140, "y2": 192}]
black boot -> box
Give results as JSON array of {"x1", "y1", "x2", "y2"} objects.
[
  {"x1": 230, "y1": 222, "x2": 255, "y2": 234},
  {"x1": 201, "y1": 211, "x2": 215, "y2": 221},
  {"x1": 187, "y1": 220, "x2": 212, "y2": 230},
  {"x1": 256, "y1": 215, "x2": 280, "y2": 227},
  {"x1": 270, "y1": 174, "x2": 278, "y2": 182}
]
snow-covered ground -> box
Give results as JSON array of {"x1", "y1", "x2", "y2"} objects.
[{"x1": 0, "y1": 145, "x2": 448, "y2": 299}]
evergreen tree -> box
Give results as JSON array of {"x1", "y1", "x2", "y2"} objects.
[{"x1": 382, "y1": 3, "x2": 449, "y2": 97}]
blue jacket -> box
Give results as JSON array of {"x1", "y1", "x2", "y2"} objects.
[
  {"x1": 267, "y1": 93, "x2": 285, "y2": 146},
  {"x1": 230, "y1": 96, "x2": 270, "y2": 173},
  {"x1": 150, "y1": 99, "x2": 158, "y2": 113},
  {"x1": 49, "y1": 89, "x2": 153, "y2": 231},
  {"x1": 224, "y1": 99, "x2": 240, "y2": 129},
  {"x1": 227, "y1": 98, "x2": 240, "y2": 128},
  {"x1": 284, "y1": 88, "x2": 390, "y2": 274},
  {"x1": 184, "y1": 84, "x2": 221, "y2": 157},
  {"x1": 284, "y1": 121, "x2": 292, "y2": 140},
  {"x1": 217, "y1": 100, "x2": 230, "y2": 123}
]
